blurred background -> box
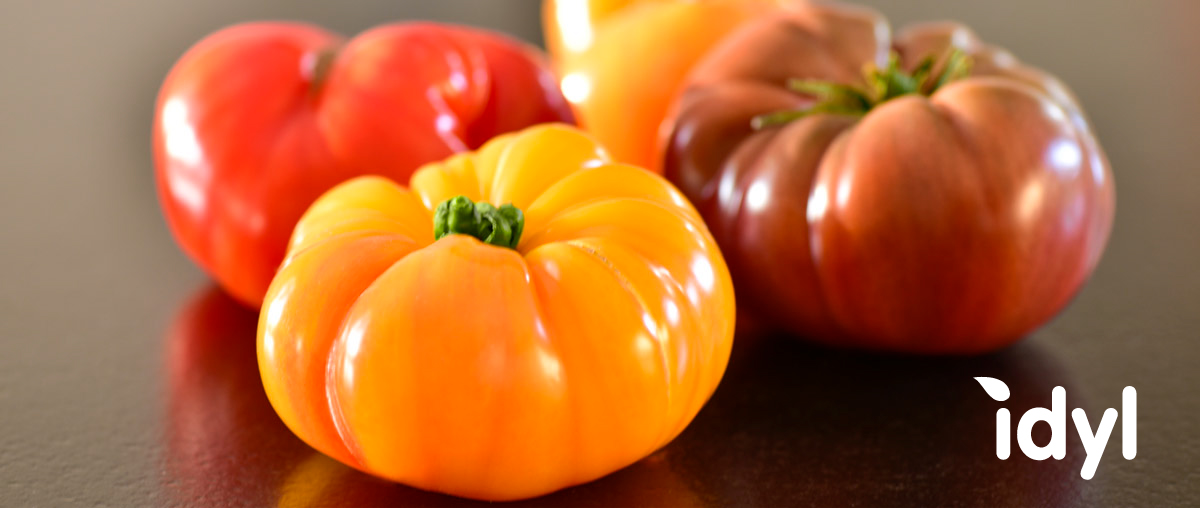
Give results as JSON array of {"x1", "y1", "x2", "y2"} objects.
[{"x1": 1, "y1": 0, "x2": 1198, "y2": 506}]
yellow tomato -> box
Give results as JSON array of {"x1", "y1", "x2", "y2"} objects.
[
  {"x1": 258, "y1": 124, "x2": 735, "y2": 501},
  {"x1": 543, "y1": 0, "x2": 790, "y2": 171}
]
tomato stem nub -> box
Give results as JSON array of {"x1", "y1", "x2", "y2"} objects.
[
  {"x1": 433, "y1": 196, "x2": 524, "y2": 249},
  {"x1": 308, "y1": 46, "x2": 338, "y2": 98},
  {"x1": 752, "y1": 48, "x2": 973, "y2": 129}
]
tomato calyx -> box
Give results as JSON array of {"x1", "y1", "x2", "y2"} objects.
[
  {"x1": 752, "y1": 48, "x2": 972, "y2": 129},
  {"x1": 307, "y1": 46, "x2": 339, "y2": 98},
  {"x1": 433, "y1": 196, "x2": 525, "y2": 249}
]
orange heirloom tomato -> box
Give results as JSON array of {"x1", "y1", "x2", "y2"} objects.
[
  {"x1": 543, "y1": 0, "x2": 792, "y2": 171},
  {"x1": 257, "y1": 124, "x2": 735, "y2": 501}
]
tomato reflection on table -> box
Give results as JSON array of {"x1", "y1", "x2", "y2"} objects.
[{"x1": 162, "y1": 286, "x2": 311, "y2": 506}]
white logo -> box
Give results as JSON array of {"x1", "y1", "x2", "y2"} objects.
[{"x1": 975, "y1": 377, "x2": 1136, "y2": 480}]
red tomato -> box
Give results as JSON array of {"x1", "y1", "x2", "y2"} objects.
[
  {"x1": 154, "y1": 22, "x2": 574, "y2": 307},
  {"x1": 661, "y1": 4, "x2": 1115, "y2": 353}
]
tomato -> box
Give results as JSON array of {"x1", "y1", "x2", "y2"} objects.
[
  {"x1": 661, "y1": 3, "x2": 1114, "y2": 353},
  {"x1": 257, "y1": 124, "x2": 735, "y2": 500},
  {"x1": 154, "y1": 22, "x2": 574, "y2": 307},
  {"x1": 542, "y1": 0, "x2": 789, "y2": 171}
]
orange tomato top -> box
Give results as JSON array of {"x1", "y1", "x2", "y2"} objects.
[
  {"x1": 257, "y1": 124, "x2": 735, "y2": 501},
  {"x1": 543, "y1": 0, "x2": 790, "y2": 171}
]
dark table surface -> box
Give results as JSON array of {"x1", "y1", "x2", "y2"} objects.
[{"x1": 1, "y1": 0, "x2": 1198, "y2": 506}]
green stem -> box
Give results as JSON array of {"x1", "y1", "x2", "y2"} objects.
[
  {"x1": 753, "y1": 48, "x2": 973, "y2": 129},
  {"x1": 308, "y1": 46, "x2": 338, "y2": 97},
  {"x1": 433, "y1": 196, "x2": 525, "y2": 249}
]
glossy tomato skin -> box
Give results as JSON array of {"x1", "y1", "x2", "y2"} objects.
[
  {"x1": 542, "y1": 0, "x2": 792, "y2": 171},
  {"x1": 662, "y1": 3, "x2": 1114, "y2": 353},
  {"x1": 154, "y1": 22, "x2": 574, "y2": 307},
  {"x1": 258, "y1": 125, "x2": 735, "y2": 501}
]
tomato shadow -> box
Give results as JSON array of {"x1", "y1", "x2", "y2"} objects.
[{"x1": 663, "y1": 331, "x2": 1095, "y2": 507}]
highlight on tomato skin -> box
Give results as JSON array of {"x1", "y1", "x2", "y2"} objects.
[
  {"x1": 153, "y1": 21, "x2": 575, "y2": 309},
  {"x1": 257, "y1": 124, "x2": 736, "y2": 501},
  {"x1": 660, "y1": 2, "x2": 1115, "y2": 354}
]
